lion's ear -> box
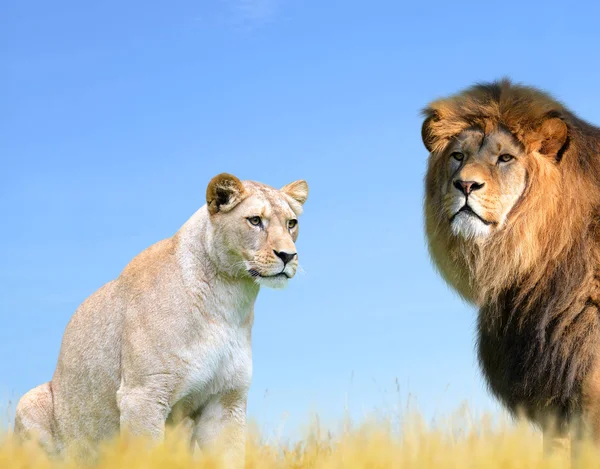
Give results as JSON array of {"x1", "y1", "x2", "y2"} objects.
[
  {"x1": 206, "y1": 173, "x2": 246, "y2": 215},
  {"x1": 535, "y1": 117, "x2": 568, "y2": 160},
  {"x1": 280, "y1": 180, "x2": 309, "y2": 205},
  {"x1": 421, "y1": 111, "x2": 439, "y2": 153}
]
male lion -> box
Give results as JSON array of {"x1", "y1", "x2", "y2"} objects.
[
  {"x1": 422, "y1": 79, "x2": 600, "y2": 453},
  {"x1": 14, "y1": 173, "x2": 309, "y2": 466}
]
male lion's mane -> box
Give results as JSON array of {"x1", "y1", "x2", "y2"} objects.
[{"x1": 423, "y1": 79, "x2": 600, "y2": 426}]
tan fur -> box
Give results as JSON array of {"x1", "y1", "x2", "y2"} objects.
[
  {"x1": 422, "y1": 79, "x2": 600, "y2": 455},
  {"x1": 14, "y1": 173, "x2": 309, "y2": 466}
]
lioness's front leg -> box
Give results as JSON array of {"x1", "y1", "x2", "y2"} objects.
[
  {"x1": 193, "y1": 390, "x2": 247, "y2": 468},
  {"x1": 116, "y1": 373, "x2": 175, "y2": 441}
]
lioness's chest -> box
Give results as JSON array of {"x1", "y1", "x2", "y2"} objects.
[{"x1": 170, "y1": 325, "x2": 252, "y2": 417}]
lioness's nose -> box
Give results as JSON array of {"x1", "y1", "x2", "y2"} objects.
[
  {"x1": 274, "y1": 250, "x2": 297, "y2": 265},
  {"x1": 453, "y1": 179, "x2": 485, "y2": 195}
]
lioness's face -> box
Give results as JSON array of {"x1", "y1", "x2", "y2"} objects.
[
  {"x1": 206, "y1": 174, "x2": 308, "y2": 289},
  {"x1": 438, "y1": 128, "x2": 527, "y2": 239},
  {"x1": 228, "y1": 185, "x2": 303, "y2": 288}
]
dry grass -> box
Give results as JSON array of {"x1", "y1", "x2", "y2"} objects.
[{"x1": 2, "y1": 408, "x2": 598, "y2": 469}]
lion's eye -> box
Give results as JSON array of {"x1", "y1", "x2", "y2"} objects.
[
  {"x1": 247, "y1": 216, "x2": 262, "y2": 226},
  {"x1": 451, "y1": 152, "x2": 464, "y2": 162},
  {"x1": 498, "y1": 154, "x2": 514, "y2": 163},
  {"x1": 288, "y1": 219, "x2": 298, "y2": 229}
]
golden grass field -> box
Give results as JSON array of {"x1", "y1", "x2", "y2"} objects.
[{"x1": 2, "y1": 407, "x2": 598, "y2": 469}]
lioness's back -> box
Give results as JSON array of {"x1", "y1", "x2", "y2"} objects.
[
  {"x1": 52, "y1": 279, "x2": 124, "y2": 441},
  {"x1": 51, "y1": 237, "x2": 181, "y2": 442}
]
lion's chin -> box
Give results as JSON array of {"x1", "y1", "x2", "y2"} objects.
[
  {"x1": 255, "y1": 274, "x2": 290, "y2": 289},
  {"x1": 451, "y1": 212, "x2": 492, "y2": 240}
]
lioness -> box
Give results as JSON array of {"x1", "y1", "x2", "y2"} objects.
[
  {"x1": 14, "y1": 173, "x2": 309, "y2": 465},
  {"x1": 422, "y1": 79, "x2": 600, "y2": 455}
]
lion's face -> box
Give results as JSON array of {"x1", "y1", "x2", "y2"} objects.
[
  {"x1": 206, "y1": 174, "x2": 308, "y2": 289},
  {"x1": 422, "y1": 80, "x2": 572, "y2": 304},
  {"x1": 437, "y1": 128, "x2": 528, "y2": 240}
]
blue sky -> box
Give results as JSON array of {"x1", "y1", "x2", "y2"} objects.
[{"x1": 3, "y1": 0, "x2": 600, "y2": 437}]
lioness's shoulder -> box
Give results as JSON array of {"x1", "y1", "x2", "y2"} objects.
[{"x1": 120, "y1": 237, "x2": 179, "y2": 291}]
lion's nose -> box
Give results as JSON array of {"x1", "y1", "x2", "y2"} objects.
[
  {"x1": 453, "y1": 179, "x2": 485, "y2": 196},
  {"x1": 274, "y1": 250, "x2": 297, "y2": 265}
]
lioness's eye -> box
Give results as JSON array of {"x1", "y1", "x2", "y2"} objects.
[
  {"x1": 498, "y1": 154, "x2": 514, "y2": 163},
  {"x1": 247, "y1": 216, "x2": 262, "y2": 226},
  {"x1": 451, "y1": 152, "x2": 464, "y2": 161},
  {"x1": 288, "y1": 219, "x2": 298, "y2": 229}
]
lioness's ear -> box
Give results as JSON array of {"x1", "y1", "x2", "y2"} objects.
[
  {"x1": 421, "y1": 111, "x2": 439, "y2": 153},
  {"x1": 534, "y1": 117, "x2": 568, "y2": 160},
  {"x1": 280, "y1": 180, "x2": 309, "y2": 205},
  {"x1": 206, "y1": 173, "x2": 246, "y2": 215}
]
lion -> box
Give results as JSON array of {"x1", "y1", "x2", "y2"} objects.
[
  {"x1": 422, "y1": 79, "x2": 600, "y2": 455},
  {"x1": 13, "y1": 173, "x2": 309, "y2": 466}
]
